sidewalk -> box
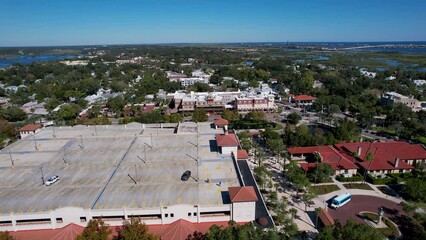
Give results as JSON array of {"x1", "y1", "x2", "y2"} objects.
[
  {"x1": 246, "y1": 155, "x2": 318, "y2": 233},
  {"x1": 246, "y1": 152, "x2": 403, "y2": 234},
  {"x1": 312, "y1": 178, "x2": 403, "y2": 208}
]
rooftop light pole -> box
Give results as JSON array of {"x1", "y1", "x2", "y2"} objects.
[
  {"x1": 52, "y1": 126, "x2": 56, "y2": 138},
  {"x1": 128, "y1": 174, "x2": 137, "y2": 185},
  {"x1": 40, "y1": 166, "x2": 45, "y2": 184},
  {"x1": 80, "y1": 135, "x2": 84, "y2": 149},
  {"x1": 33, "y1": 135, "x2": 38, "y2": 151},
  {"x1": 63, "y1": 147, "x2": 68, "y2": 164},
  {"x1": 135, "y1": 164, "x2": 138, "y2": 182},
  {"x1": 137, "y1": 155, "x2": 146, "y2": 163},
  {"x1": 9, "y1": 149, "x2": 14, "y2": 166}
]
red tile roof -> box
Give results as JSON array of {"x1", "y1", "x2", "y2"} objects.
[
  {"x1": 228, "y1": 186, "x2": 258, "y2": 202},
  {"x1": 335, "y1": 142, "x2": 425, "y2": 171},
  {"x1": 19, "y1": 124, "x2": 40, "y2": 132},
  {"x1": 293, "y1": 95, "x2": 316, "y2": 101},
  {"x1": 10, "y1": 223, "x2": 84, "y2": 240},
  {"x1": 215, "y1": 134, "x2": 239, "y2": 147},
  {"x1": 148, "y1": 220, "x2": 231, "y2": 240},
  {"x1": 237, "y1": 149, "x2": 249, "y2": 159},
  {"x1": 158, "y1": 219, "x2": 197, "y2": 240},
  {"x1": 213, "y1": 118, "x2": 229, "y2": 126},
  {"x1": 143, "y1": 104, "x2": 155, "y2": 113},
  {"x1": 318, "y1": 208, "x2": 334, "y2": 227},
  {"x1": 289, "y1": 145, "x2": 358, "y2": 170},
  {"x1": 9, "y1": 220, "x2": 234, "y2": 240}
]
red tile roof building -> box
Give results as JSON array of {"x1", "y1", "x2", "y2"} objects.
[
  {"x1": 19, "y1": 124, "x2": 40, "y2": 132},
  {"x1": 290, "y1": 94, "x2": 317, "y2": 106},
  {"x1": 213, "y1": 118, "x2": 229, "y2": 128},
  {"x1": 215, "y1": 134, "x2": 239, "y2": 147},
  {"x1": 317, "y1": 208, "x2": 334, "y2": 227},
  {"x1": 228, "y1": 186, "x2": 258, "y2": 202},
  {"x1": 288, "y1": 142, "x2": 426, "y2": 177},
  {"x1": 227, "y1": 186, "x2": 258, "y2": 222},
  {"x1": 215, "y1": 133, "x2": 239, "y2": 155},
  {"x1": 237, "y1": 149, "x2": 249, "y2": 160},
  {"x1": 19, "y1": 124, "x2": 41, "y2": 139}
]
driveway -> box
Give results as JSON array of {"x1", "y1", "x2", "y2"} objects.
[{"x1": 327, "y1": 195, "x2": 402, "y2": 224}]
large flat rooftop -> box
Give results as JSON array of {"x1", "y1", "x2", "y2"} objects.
[{"x1": 0, "y1": 122, "x2": 240, "y2": 214}]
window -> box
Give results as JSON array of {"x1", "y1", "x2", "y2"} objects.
[
  {"x1": 170, "y1": 213, "x2": 174, "y2": 217},
  {"x1": 56, "y1": 218, "x2": 63, "y2": 223},
  {"x1": 188, "y1": 213, "x2": 192, "y2": 216},
  {"x1": 80, "y1": 217, "x2": 87, "y2": 222},
  {"x1": 165, "y1": 214, "x2": 168, "y2": 218},
  {"x1": 194, "y1": 212, "x2": 197, "y2": 216}
]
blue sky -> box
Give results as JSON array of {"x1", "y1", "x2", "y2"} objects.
[{"x1": 1, "y1": 0, "x2": 425, "y2": 46}]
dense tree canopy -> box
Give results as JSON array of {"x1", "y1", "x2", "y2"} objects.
[{"x1": 317, "y1": 220, "x2": 385, "y2": 240}]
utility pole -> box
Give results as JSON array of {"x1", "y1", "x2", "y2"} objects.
[{"x1": 52, "y1": 126, "x2": 56, "y2": 138}]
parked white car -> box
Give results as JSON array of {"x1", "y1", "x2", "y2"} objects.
[{"x1": 45, "y1": 175, "x2": 59, "y2": 186}]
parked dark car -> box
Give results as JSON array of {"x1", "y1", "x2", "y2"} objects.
[{"x1": 181, "y1": 170, "x2": 191, "y2": 181}]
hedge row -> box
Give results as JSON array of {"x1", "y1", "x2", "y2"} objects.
[
  {"x1": 366, "y1": 173, "x2": 396, "y2": 185},
  {"x1": 336, "y1": 174, "x2": 364, "y2": 182}
]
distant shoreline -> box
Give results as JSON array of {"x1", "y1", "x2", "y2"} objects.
[{"x1": 0, "y1": 41, "x2": 426, "y2": 48}]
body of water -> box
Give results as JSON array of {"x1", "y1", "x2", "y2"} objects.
[{"x1": 0, "y1": 54, "x2": 80, "y2": 68}]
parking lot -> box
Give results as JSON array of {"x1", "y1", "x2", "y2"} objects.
[{"x1": 0, "y1": 123, "x2": 240, "y2": 214}]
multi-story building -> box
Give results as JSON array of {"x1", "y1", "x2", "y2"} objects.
[
  {"x1": 381, "y1": 91, "x2": 422, "y2": 112},
  {"x1": 168, "y1": 89, "x2": 277, "y2": 114},
  {"x1": 235, "y1": 95, "x2": 276, "y2": 112},
  {"x1": 0, "y1": 122, "x2": 260, "y2": 234},
  {"x1": 289, "y1": 141, "x2": 426, "y2": 178}
]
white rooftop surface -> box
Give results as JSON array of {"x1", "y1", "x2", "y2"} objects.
[{"x1": 0, "y1": 123, "x2": 240, "y2": 214}]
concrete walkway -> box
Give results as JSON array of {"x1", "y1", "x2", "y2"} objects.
[
  {"x1": 313, "y1": 178, "x2": 402, "y2": 208},
  {"x1": 245, "y1": 152, "x2": 403, "y2": 235},
  {"x1": 246, "y1": 155, "x2": 318, "y2": 233}
]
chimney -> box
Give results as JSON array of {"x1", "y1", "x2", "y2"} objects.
[
  {"x1": 357, "y1": 146, "x2": 362, "y2": 156},
  {"x1": 395, "y1": 157, "x2": 400, "y2": 168}
]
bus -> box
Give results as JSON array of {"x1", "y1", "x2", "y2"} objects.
[{"x1": 330, "y1": 193, "x2": 351, "y2": 209}]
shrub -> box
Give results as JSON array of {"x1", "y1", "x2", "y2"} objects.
[
  {"x1": 366, "y1": 173, "x2": 395, "y2": 185},
  {"x1": 336, "y1": 173, "x2": 363, "y2": 182}
]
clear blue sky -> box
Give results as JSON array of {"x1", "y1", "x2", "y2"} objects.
[{"x1": 1, "y1": 0, "x2": 425, "y2": 46}]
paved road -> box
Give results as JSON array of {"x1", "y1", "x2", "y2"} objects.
[
  {"x1": 327, "y1": 195, "x2": 402, "y2": 224},
  {"x1": 237, "y1": 159, "x2": 274, "y2": 228}
]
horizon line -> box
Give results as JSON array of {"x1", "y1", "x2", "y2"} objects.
[{"x1": 1, "y1": 40, "x2": 426, "y2": 48}]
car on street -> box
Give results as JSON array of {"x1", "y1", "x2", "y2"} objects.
[
  {"x1": 181, "y1": 170, "x2": 191, "y2": 181},
  {"x1": 45, "y1": 175, "x2": 59, "y2": 186}
]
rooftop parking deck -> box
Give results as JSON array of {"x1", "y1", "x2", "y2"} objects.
[{"x1": 0, "y1": 122, "x2": 240, "y2": 214}]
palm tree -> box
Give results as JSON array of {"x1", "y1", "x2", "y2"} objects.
[
  {"x1": 315, "y1": 207, "x2": 322, "y2": 228},
  {"x1": 289, "y1": 208, "x2": 298, "y2": 220}
]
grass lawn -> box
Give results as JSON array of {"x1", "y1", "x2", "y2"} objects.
[
  {"x1": 312, "y1": 184, "x2": 340, "y2": 195},
  {"x1": 343, "y1": 183, "x2": 373, "y2": 190}
]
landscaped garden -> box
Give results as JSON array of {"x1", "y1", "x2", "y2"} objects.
[
  {"x1": 312, "y1": 184, "x2": 340, "y2": 195},
  {"x1": 343, "y1": 183, "x2": 373, "y2": 190}
]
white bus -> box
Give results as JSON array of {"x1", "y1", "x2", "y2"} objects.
[{"x1": 330, "y1": 193, "x2": 351, "y2": 209}]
